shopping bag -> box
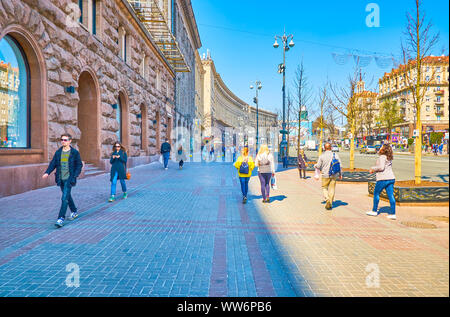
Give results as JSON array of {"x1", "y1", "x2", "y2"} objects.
[
  {"x1": 271, "y1": 175, "x2": 278, "y2": 190},
  {"x1": 159, "y1": 155, "x2": 163, "y2": 165},
  {"x1": 314, "y1": 168, "x2": 320, "y2": 181}
]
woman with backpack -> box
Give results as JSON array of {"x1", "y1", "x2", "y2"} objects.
[
  {"x1": 366, "y1": 143, "x2": 396, "y2": 220},
  {"x1": 176, "y1": 145, "x2": 187, "y2": 169},
  {"x1": 297, "y1": 148, "x2": 308, "y2": 179},
  {"x1": 255, "y1": 145, "x2": 275, "y2": 203},
  {"x1": 108, "y1": 141, "x2": 128, "y2": 202},
  {"x1": 234, "y1": 147, "x2": 255, "y2": 204}
]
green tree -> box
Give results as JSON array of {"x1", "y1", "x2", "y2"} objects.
[{"x1": 376, "y1": 99, "x2": 404, "y2": 140}]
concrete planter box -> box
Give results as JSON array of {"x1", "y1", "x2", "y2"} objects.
[{"x1": 368, "y1": 181, "x2": 449, "y2": 203}]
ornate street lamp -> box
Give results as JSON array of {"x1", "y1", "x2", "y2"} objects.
[{"x1": 274, "y1": 30, "x2": 294, "y2": 164}]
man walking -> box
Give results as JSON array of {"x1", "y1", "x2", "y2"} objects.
[
  {"x1": 42, "y1": 133, "x2": 83, "y2": 228},
  {"x1": 160, "y1": 139, "x2": 171, "y2": 170},
  {"x1": 314, "y1": 142, "x2": 342, "y2": 210}
]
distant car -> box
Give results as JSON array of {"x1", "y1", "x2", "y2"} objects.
[
  {"x1": 361, "y1": 145, "x2": 377, "y2": 154},
  {"x1": 331, "y1": 145, "x2": 339, "y2": 152}
]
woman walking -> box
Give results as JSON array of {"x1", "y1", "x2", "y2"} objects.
[
  {"x1": 234, "y1": 147, "x2": 255, "y2": 204},
  {"x1": 297, "y1": 148, "x2": 308, "y2": 179},
  {"x1": 255, "y1": 145, "x2": 275, "y2": 203},
  {"x1": 176, "y1": 145, "x2": 187, "y2": 169},
  {"x1": 108, "y1": 142, "x2": 128, "y2": 202},
  {"x1": 366, "y1": 143, "x2": 396, "y2": 220}
]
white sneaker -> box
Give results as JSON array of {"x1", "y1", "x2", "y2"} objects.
[
  {"x1": 366, "y1": 211, "x2": 378, "y2": 217},
  {"x1": 165, "y1": 168, "x2": 168, "y2": 170},
  {"x1": 387, "y1": 214, "x2": 397, "y2": 220}
]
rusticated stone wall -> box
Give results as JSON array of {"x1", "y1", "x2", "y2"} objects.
[
  {"x1": 0, "y1": 0, "x2": 174, "y2": 162},
  {"x1": 0, "y1": 0, "x2": 176, "y2": 196}
]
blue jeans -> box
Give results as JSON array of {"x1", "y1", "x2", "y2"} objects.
[
  {"x1": 372, "y1": 179, "x2": 396, "y2": 214},
  {"x1": 58, "y1": 180, "x2": 77, "y2": 219},
  {"x1": 111, "y1": 172, "x2": 127, "y2": 196},
  {"x1": 163, "y1": 152, "x2": 170, "y2": 168},
  {"x1": 239, "y1": 177, "x2": 250, "y2": 198}
]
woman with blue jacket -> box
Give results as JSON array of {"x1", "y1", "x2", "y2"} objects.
[{"x1": 109, "y1": 142, "x2": 128, "y2": 202}]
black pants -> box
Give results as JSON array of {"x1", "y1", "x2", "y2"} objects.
[
  {"x1": 299, "y1": 168, "x2": 306, "y2": 178},
  {"x1": 179, "y1": 160, "x2": 184, "y2": 167}
]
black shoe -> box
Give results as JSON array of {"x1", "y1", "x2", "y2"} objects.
[{"x1": 325, "y1": 201, "x2": 332, "y2": 210}]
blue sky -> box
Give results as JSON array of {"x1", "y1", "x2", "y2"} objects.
[{"x1": 191, "y1": 0, "x2": 449, "y2": 121}]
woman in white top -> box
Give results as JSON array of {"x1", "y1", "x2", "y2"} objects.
[{"x1": 255, "y1": 144, "x2": 275, "y2": 203}]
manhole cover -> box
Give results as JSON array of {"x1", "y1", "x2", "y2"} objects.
[
  {"x1": 401, "y1": 221, "x2": 437, "y2": 229},
  {"x1": 425, "y1": 216, "x2": 449, "y2": 223}
]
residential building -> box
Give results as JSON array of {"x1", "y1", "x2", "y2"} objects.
[{"x1": 378, "y1": 55, "x2": 449, "y2": 140}]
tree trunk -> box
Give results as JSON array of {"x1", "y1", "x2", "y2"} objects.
[{"x1": 350, "y1": 117, "x2": 356, "y2": 170}]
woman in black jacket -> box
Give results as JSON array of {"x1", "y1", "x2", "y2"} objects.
[
  {"x1": 297, "y1": 149, "x2": 308, "y2": 179},
  {"x1": 109, "y1": 142, "x2": 128, "y2": 202}
]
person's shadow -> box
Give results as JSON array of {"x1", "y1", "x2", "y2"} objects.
[
  {"x1": 268, "y1": 195, "x2": 287, "y2": 202},
  {"x1": 378, "y1": 206, "x2": 394, "y2": 215},
  {"x1": 332, "y1": 200, "x2": 348, "y2": 208}
]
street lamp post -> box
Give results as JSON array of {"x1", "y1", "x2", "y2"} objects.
[
  {"x1": 273, "y1": 30, "x2": 294, "y2": 167},
  {"x1": 250, "y1": 81, "x2": 262, "y2": 153}
]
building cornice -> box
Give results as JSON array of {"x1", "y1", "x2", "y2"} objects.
[{"x1": 176, "y1": 0, "x2": 202, "y2": 50}]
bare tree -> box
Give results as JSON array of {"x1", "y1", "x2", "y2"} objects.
[
  {"x1": 291, "y1": 60, "x2": 313, "y2": 158},
  {"x1": 400, "y1": 0, "x2": 440, "y2": 184},
  {"x1": 329, "y1": 66, "x2": 361, "y2": 170}
]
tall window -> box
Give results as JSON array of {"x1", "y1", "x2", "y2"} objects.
[
  {"x1": 116, "y1": 98, "x2": 122, "y2": 142},
  {"x1": 156, "y1": 69, "x2": 161, "y2": 91},
  {"x1": 79, "y1": 0, "x2": 99, "y2": 35},
  {"x1": 0, "y1": 35, "x2": 29, "y2": 148}
]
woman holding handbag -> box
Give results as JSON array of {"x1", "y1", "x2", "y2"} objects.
[
  {"x1": 297, "y1": 148, "x2": 308, "y2": 179},
  {"x1": 234, "y1": 147, "x2": 255, "y2": 204},
  {"x1": 108, "y1": 142, "x2": 128, "y2": 202},
  {"x1": 255, "y1": 144, "x2": 275, "y2": 203}
]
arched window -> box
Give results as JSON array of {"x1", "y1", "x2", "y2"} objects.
[
  {"x1": 116, "y1": 97, "x2": 122, "y2": 142},
  {"x1": 0, "y1": 35, "x2": 29, "y2": 148}
]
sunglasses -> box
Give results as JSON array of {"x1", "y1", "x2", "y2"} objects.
[
  {"x1": 60, "y1": 138, "x2": 70, "y2": 142},
  {"x1": 115, "y1": 145, "x2": 121, "y2": 148}
]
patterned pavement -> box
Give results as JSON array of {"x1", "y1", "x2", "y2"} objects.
[{"x1": 0, "y1": 161, "x2": 448, "y2": 297}]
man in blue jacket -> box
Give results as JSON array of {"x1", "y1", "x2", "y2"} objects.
[{"x1": 42, "y1": 133, "x2": 83, "y2": 228}]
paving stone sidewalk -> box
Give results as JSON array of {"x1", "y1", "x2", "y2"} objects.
[{"x1": 0, "y1": 161, "x2": 448, "y2": 297}]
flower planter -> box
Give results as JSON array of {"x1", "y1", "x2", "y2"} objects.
[
  {"x1": 368, "y1": 181, "x2": 449, "y2": 203},
  {"x1": 339, "y1": 168, "x2": 376, "y2": 182}
]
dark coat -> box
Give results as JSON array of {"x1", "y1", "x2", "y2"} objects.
[
  {"x1": 45, "y1": 146, "x2": 83, "y2": 186},
  {"x1": 160, "y1": 142, "x2": 171, "y2": 154},
  {"x1": 297, "y1": 153, "x2": 308, "y2": 169},
  {"x1": 110, "y1": 150, "x2": 128, "y2": 181}
]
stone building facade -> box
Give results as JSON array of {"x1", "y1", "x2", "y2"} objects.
[
  {"x1": 171, "y1": 0, "x2": 201, "y2": 146},
  {"x1": 199, "y1": 53, "x2": 278, "y2": 151},
  {"x1": 378, "y1": 55, "x2": 449, "y2": 139},
  {"x1": 0, "y1": 0, "x2": 184, "y2": 197}
]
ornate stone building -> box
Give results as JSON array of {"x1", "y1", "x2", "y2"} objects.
[
  {"x1": 0, "y1": 0, "x2": 195, "y2": 197},
  {"x1": 171, "y1": 0, "x2": 201, "y2": 141},
  {"x1": 198, "y1": 53, "x2": 278, "y2": 151}
]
